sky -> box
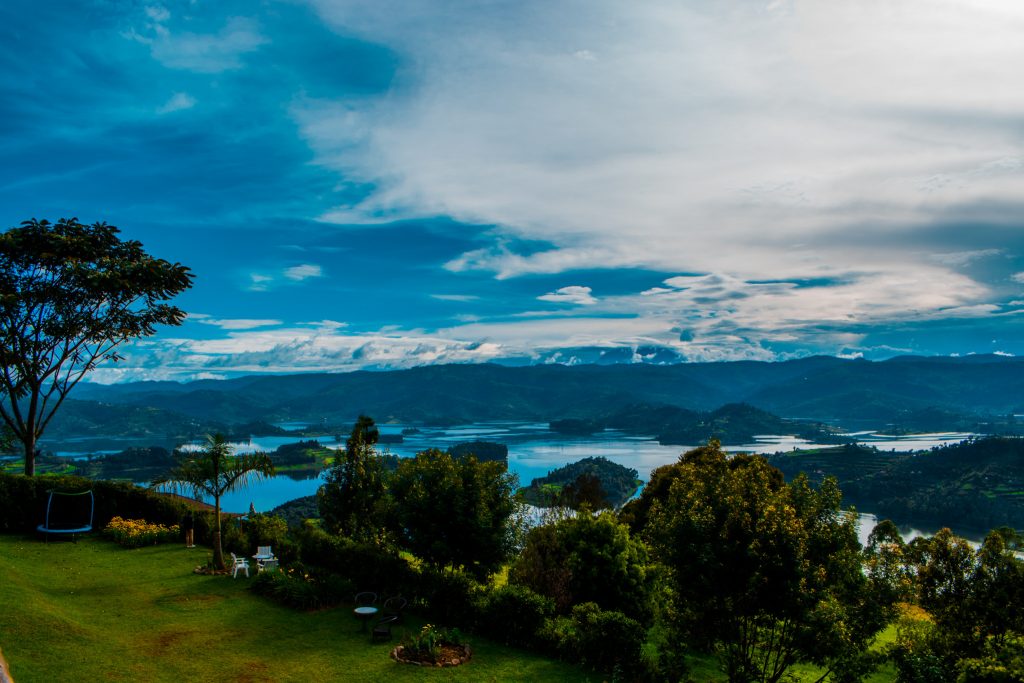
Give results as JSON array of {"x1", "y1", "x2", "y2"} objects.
[{"x1": 2, "y1": 0, "x2": 1024, "y2": 382}]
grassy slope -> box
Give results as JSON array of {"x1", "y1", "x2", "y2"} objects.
[{"x1": 0, "y1": 535, "x2": 591, "y2": 683}]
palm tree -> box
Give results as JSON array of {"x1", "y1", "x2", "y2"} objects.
[{"x1": 153, "y1": 434, "x2": 274, "y2": 570}]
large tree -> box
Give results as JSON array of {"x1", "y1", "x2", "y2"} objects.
[
  {"x1": 0, "y1": 218, "x2": 192, "y2": 475},
  {"x1": 390, "y1": 448, "x2": 518, "y2": 576},
  {"x1": 511, "y1": 509, "x2": 651, "y2": 619},
  {"x1": 153, "y1": 434, "x2": 274, "y2": 570},
  {"x1": 642, "y1": 441, "x2": 889, "y2": 683},
  {"x1": 317, "y1": 415, "x2": 391, "y2": 544}
]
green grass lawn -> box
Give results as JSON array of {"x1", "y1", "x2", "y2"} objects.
[{"x1": 0, "y1": 534, "x2": 593, "y2": 683}]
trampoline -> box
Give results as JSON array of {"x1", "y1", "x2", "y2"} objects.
[{"x1": 37, "y1": 489, "x2": 95, "y2": 542}]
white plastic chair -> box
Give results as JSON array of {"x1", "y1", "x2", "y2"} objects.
[{"x1": 230, "y1": 552, "x2": 249, "y2": 578}]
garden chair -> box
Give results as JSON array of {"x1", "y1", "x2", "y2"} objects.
[
  {"x1": 257, "y1": 558, "x2": 279, "y2": 573},
  {"x1": 371, "y1": 615, "x2": 399, "y2": 642},
  {"x1": 383, "y1": 596, "x2": 407, "y2": 623},
  {"x1": 354, "y1": 591, "x2": 377, "y2": 606},
  {"x1": 230, "y1": 552, "x2": 249, "y2": 578}
]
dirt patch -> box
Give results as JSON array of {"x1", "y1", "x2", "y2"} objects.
[{"x1": 149, "y1": 628, "x2": 198, "y2": 656}]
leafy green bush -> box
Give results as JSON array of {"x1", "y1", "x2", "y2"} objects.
[
  {"x1": 245, "y1": 513, "x2": 297, "y2": 563},
  {"x1": 294, "y1": 523, "x2": 415, "y2": 594},
  {"x1": 477, "y1": 584, "x2": 554, "y2": 648},
  {"x1": 546, "y1": 602, "x2": 646, "y2": 677},
  {"x1": 414, "y1": 568, "x2": 483, "y2": 628},
  {"x1": 249, "y1": 566, "x2": 330, "y2": 610}
]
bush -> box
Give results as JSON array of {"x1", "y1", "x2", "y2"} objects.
[
  {"x1": 249, "y1": 567, "x2": 327, "y2": 610},
  {"x1": 245, "y1": 513, "x2": 297, "y2": 564},
  {"x1": 477, "y1": 584, "x2": 554, "y2": 648},
  {"x1": 547, "y1": 602, "x2": 646, "y2": 678},
  {"x1": 104, "y1": 517, "x2": 179, "y2": 548},
  {"x1": 414, "y1": 568, "x2": 484, "y2": 628},
  {"x1": 294, "y1": 523, "x2": 415, "y2": 595}
]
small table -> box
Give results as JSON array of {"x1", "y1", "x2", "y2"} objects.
[{"x1": 354, "y1": 606, "x2": 378, "y2": 631}]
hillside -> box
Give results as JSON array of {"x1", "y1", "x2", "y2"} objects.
[
  {"x1": 769, "y1": 437, "x2": 1024, "y2": 531},
  {"x1": 67, "y1": 355, "x2": 1024, "y2": 433}
]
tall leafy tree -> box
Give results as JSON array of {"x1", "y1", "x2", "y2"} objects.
[
  {"x1": 153, "y1": 434, "x2": 274, "y2": 570},
  {"x1": 642, "y1": 441, "x2": 887, "y2": 683},
  {"x1": 0, "y1": 218, "x2": 192, "y2": 475},
  {"x1": 511, "y1": 510, "x2": 651, "y2": 619},
  {"x1": 390, "y1": 448, "x2": 517, "y2": 576},
  {"x1": 317, "y1": 415, "x2": 389, "y2": 544}
]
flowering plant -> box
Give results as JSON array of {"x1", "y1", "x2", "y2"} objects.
[{"x1": 104, "y1": 516, "x2": 180, "y2": 548}]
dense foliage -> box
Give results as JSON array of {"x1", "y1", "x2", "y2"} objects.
[
  {"x1": 641, "y1": 441, "x2": 889, "y2": 682},
  {"x1": 317, "y1": 416, "x2": 389, "y2": 543},
  {"x1": 511, "y1": 510, "x2": 651, "y2": 619},
  {"x1": 390, "y1": 448, "x2": 518, "y2": 576}
]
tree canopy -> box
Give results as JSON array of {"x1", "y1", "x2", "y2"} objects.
[
  {"x1": 0, "y1": 218, "x2": 192, "y2": 475},
  {"x1": 390, "y1": 448, "x2": 518, "y2": 577},
  {"x1": 641, "y1": 441, "x2": 887, "y2": 682},
  {"x1": 317, "y1": 415, "x2": 389, "y2": 544}
]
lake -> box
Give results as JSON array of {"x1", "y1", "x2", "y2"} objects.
[
  {"x1": 30, "y1": 422, "x2": 978, "y2": 543},
  {"x1": 156, "y1": 422, "x2": 972, "y2": 541}
]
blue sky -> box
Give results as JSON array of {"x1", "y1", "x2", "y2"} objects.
[{"x1": 3, "y1": 0, "x2": 1024, "y2": 381}]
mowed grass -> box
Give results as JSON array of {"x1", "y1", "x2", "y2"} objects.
[{"x1": 0, "y1": 534, "x2": 592, "y2": 683}]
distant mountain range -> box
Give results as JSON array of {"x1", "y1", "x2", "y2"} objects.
[{"x1": 61, "y1": 354, "x2": 1024, "y2": 440}]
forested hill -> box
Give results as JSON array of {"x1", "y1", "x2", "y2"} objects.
[
  {"x1": 769, "y1": 436, "x2": 1024, "y2": 531},
  {"x1": 69, "y1": 354, "x2": 1024, "y2": 430}
]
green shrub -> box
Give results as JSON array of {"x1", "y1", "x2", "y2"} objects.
[
  {"x1": 547, "y1": 602, "x2": 646, "y2": 678},
  {"x1": 249, "y1": 566, "x2": 330, "y2": 610},
  {"x1": 295, "y1": 524, "x2": 414, "y2": 592},
  {"x1": 245, "y1": 513, "x2": 297, "y2": 564},
  {"x1": 414, "y1": 568, "x2": 483, "y2": 628},
  {"x1": 478, "y1": 584, "x2": 554, "y2": 648}
]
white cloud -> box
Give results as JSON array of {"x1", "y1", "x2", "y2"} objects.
[
  {"x1": 1012, "y1": 272, "x2": 1024, "y2": 284},
  {"x1": 143, "y1": 16, "x2": 268, "y2": 73},
  {"x1": 248, "y1": 273, "x2": 273, "y2": 292},
  {"x1": 191, "y1": 316, "x2": 283, "y2": 330},
  {"x1": 431, "y1": 294, "x2": 480, "y2": 302},
  {"x1": 283, "y1": 264, "x2": 324, "y2": 281},
  {"x1": 157, "y1": 92, "x2": 196, "y2": 114},
  {"x1": 293, "y1": 0, "x2": 1024, "y2": 332},
  {"x1": 537, "y1": 285, "x2": 598, "y2": 306}
]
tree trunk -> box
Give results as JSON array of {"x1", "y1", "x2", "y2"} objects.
[
  {"x1": 23, "y1": 436, "x2": 35, "y2": 477},
  {"x1": 213, "y1": 496, "x2": 225, "y2": 570}
]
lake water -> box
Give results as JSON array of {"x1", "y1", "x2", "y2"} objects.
[
  {"x1": 163, "y1": 423, "x2": 973, "y2": 539},
  {"x1": 29, "y1": 421, "x2": 979, "y2": 543}
]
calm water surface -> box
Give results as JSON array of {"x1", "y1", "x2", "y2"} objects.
[{"x1": 33, "y1": 421, "x2": 979, "y2": 542}]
